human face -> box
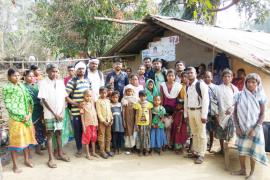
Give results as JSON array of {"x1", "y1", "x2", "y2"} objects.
[
  {"x1": 138, "y1": 66, "x2": 145, "y2": 75},
  {"x1": 198, "y1": 65, "x2": 205, "y2": 74},
  {"x1": 131, "y1": 76, "x2": 139, "y2": 86},
  {"x1": 107, "y1": 88, "x2": 113, "y2": 96},
  {"x1": 99, "y1": 90, "x2": 108, "y2": 99},
  {"x1": 139, "y1": 95, "x2": 146, "y2": 102},
  {"x1": 143, "y1": 59, "x2": 152, "y2": 69},
  {"x1": 68, "y1": 68, "x2": 75, "y2": 77},
  {"x1": 237, "y1": 71, "x2": 245, "y2": 79},
  {"x1": 246, "y1": 79, "x2": 257, "y2": 93},
  {"x1": 9, "y1": 72, "x2": 20, "y2": 84},
  {"x1": 34, "y1": 68, "x2": 42, "y2": 77},
  {"x1": 148, "y1": 81, "x2": 154, "y2": 91},
  {"x1": 187, "y1": 69, "x2": 196, "y2": 81},
  {"x1": 84, "y1": 91, "x2": 92, "y2": 102},
  {"x1": 126, "y1": 89, "x2": 133, "y2": 96},
  {"x1": 111, "y1": 94, "x2": 119, "y2": 103},
  {"x1": 175, "y1": 63, "x2": 185, "y2": 72},
  {"x1": 114, "y1": 62, "x2": 122, "y2": 72},
  {"x1": 153, "y1": 61, "x2": 162, "y2": 71},
  {"x1": 76, "y1": 68, "x2": 85, "y2": 77},
  {"x1": 181, "y1": 74, "x2": 188, "y2": 85},
  {"x1": 167, "y1": 73, "x2": 175, "y2": 83},
  {"x1": 47, "y1": 68, "x2": 58, "y2": 80},
  {"x1": 25, "y1": 72, "x2": 35, "y2": 84},
  {"x1": 222, "y1": 73, "x2": 233, "y2": 85},
  {"x1": 89, "y1": 62, "x2": 98, "y2": 71},
  {"x1": 204, "y1": 72, "x2": 212, "y2": 85},
  {"x1": 153, "y1": 96, "x2": 161, "y2": 106}
]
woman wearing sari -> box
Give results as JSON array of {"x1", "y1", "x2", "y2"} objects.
[
  {"x1": 160, "y1": 69, "x2": 182, "y2": 148},
  {"x1": 232, "y1": 73, "x2": 268, "y2": 180},
  {"x1": 23, "y1": 70, "x2": 46, "y2": 155},
  {"x1": 3, "y1": 68, "x2": 36, "y2": 173}
]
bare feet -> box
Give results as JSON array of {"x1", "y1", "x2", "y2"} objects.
[
  {"x1": 92, "y1": 153, "x2": 100, "y2": 158},
  {"x1": 24, "y1": 161, "x2": 34, "y2": 168},
  {"x1": 35, "y1": 150, "x2": 44, "y2": 156},
  {"x1": 246, "y1": 174, "x2": 255, "y2": 180},
  {"x1": 12, "y1": 167, "x2": 22, "y2": 173},
  {"x1": 86, "y1": 155, "x2": 94, "y2": 160},
  {"x1": 47, "y1": 160, "x2": 57, "y2": 168}
]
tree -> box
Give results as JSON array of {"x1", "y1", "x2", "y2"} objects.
[
  {"x1": 159, "y1": 0, "x2": 270, "y2": 24},
  {"x1": 35, "y1": 0, "x2": 156, "y2": 57}
]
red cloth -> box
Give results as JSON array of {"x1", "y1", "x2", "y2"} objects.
[
  {"x1": 82, "y1": 125, "x2": 97, "y2": 144},
  {"x1": 171, "y1": 110, "x2": 188, "y2": 144},
  {"x1": 64, "y1": 76, "x2": 72, "y2": 86},
  {"x1": 232, "y1": 78, "x2": 245, "y2": 91}
]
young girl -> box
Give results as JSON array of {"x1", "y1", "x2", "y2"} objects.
[
  {"x1": 3, "y1": 68, "x2": 36, "y2": 173},
  {"x1": 171, "y1": 99, "x2": 188, "y2": 154},
  {"x1": 121, "y1": 85, "x2": 138, "y2": 154},
  {"x1": 80, "y1": 89, "x2": 99, "y2": 160},
  {"x1": 133, "y1": 90, "x2": 153, "y2": 156},
  {"x1": 145, "y1": 79, "x2": 159, "y2": 104},
  {"x1": 150, "y1": 96, "x2": 167, "y2": 155},
  {"x1": 111, "y1": 91, "x2": 125, "y2": 154}
]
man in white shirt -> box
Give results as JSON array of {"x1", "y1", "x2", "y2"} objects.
[
  {"x1": 87, "y1": 58, "x2": 104, "y2": 101},
  {"x1": 38, "y1": 64, "x2": 73, "y2": 168},
  {"x1": 184, "y1": 67, "x2": 209, "y2": 164}
]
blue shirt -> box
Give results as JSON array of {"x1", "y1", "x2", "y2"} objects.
[{"x1": 105, "y1": 71, "x2": 129, "y2": 98}]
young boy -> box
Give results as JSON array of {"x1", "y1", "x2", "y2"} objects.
[
  {"x1": 96, "y1": 87, "x2": 113, "y2": 159},
  {"x1": 38, "y1": 64, "x2": 70, "y2": 168},
  {"x1": 80, "y1": 90, "x2": 99, "y2": 160},
  {"x1": 203, "y1": 71, "x2": 218, "y2": 152},
  {"x1": 133, "y1": 90, "x2": 153, "y2": 156}
]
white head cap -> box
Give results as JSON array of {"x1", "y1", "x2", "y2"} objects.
[{"x1": 74, "y1": 61, "x2": 86, "y2": 71}]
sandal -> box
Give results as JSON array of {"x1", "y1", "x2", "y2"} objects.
[
  {"x1": 92, "y1": 153, "x2": 100, "y2": 158},
  {"x1": 56, "y1": 155, "x2": 70, "y2": 162},
  {"x1": 47, "y1": 160, "x2": 57, "y2": 168},
  {"x1": 194, "y1": 156, "x2": 204, "y2": 164},
  {"x1": 231, "y1": 170, "x2": 247, "y2": 176}
]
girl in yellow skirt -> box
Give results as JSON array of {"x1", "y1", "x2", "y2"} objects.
[{"x1": 2, "y1": 68, "x2": 37, "y2": 173}]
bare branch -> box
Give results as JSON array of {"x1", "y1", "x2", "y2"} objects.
[{"x1": 94, "y1": 17, "x2": 147, "y2": 25}]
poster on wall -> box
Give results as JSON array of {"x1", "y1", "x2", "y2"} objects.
[{"x1": 142, "y1": 36, "x2": 180, "y2": 62}]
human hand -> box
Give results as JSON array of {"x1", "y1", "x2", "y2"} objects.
[
  {"x1": 225, "y1": 110, "x2": 231, "y2": 115},
  {"x1": 248, "y1": 129, "x2": 256, "y2": 138},
  {"x1": 236, "y1": 127, "x2": 242, "y2": 137},
  {"x1": 55, "y1": 114, "x2": 63, "y2": 122},
  {"x1": 177, "y1": 126, "x2": 181, "y2": 133},
  {"x1": 109, "y1": 76, "x2": 114, "y2": 84},
  {"x1": 201, "y1": 118, "x2": 206, "y2": 124},
  {"x1": 24, "y1": 114, "x2": 31, "y2": 122}
]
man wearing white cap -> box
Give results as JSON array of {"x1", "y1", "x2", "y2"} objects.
[
  {"x1": 87, "y1": 58, "x2": 104, "y2": 101},
  {"x1": 66, "y1": 61, "x2": 91, "y2": 156}
]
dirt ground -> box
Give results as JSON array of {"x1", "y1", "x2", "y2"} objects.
[{"x1": 2, "y1": 141, "x2": 270, "y2": 180}]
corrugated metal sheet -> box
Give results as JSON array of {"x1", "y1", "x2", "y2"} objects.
[
  {"x1": 153, "y1": 16, "x2": 270, "y2": 73},
  {"x1": 105, "y1": 15, "x2": 270, "y2": 73}
]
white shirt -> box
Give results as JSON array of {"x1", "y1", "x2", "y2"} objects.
[
  {"x1": 175, "y1": 75, "x2": 181, "y2": 83},
  {"x1": 216, "y1": 83, "x2": 239, "y2": 128},
  {"x1": 184, "y1": 79, "x2": 209, "y2": 119},
  {"x1": 87, "y1": 69, "x2": 104, "y2": 101},
  {"x1": 38, "y1": 77, "x2": 67, "y2": 119}
]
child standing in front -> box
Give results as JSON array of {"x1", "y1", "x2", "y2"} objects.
[
  {"x1": 111, "y1": 91, "x2": 125, "y2": 154},
  {"x1": 80, "y1": 90, "x2": 99, "y2": 160},
  {"x1": 121, "y1": 85, "x2": 138, "y2": 154},
  {"x1": 96, "y1": 87, "x2": 114, "y2": 159},
  {"x1": 133, "y1": 90, "x2": 153, "y2": 156},
  {"x1": 150, "y1": 96, "x2": 167, "y2": 155}
]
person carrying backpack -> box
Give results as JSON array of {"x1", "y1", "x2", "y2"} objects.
[
  {"x1": 66, "y1": 61, "x2": 92, "y2": 157},
  {"x1": 184, "y1": 67, "x2": 209, "y2": 164}
]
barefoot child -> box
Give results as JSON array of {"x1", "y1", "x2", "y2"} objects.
[
  {"x1": 133, "y1": 90, "x2": 153, "y2": 156},
  {"x1": 96, "y1": 87, "x2": 114, "y2": 159},
  {"x1": 80, "y1": 90, "x2": 99, "y2": 160},
  {"x1": 171, "y1": 99, "x2": 188, "y2": 154},
  {"x1": 150, "y1": 96, "x2": 167, "y2": 155},
  {"x1": 121, "y1": 85, "x2": 138, "y2": 154},
  {"x1": 111, "y1": 91, "x2": 125, "y2": 154}
]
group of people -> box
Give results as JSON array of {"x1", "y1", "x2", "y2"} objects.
[{"x1": 2, "y1": 57, "x2": 268, "y2": 180}]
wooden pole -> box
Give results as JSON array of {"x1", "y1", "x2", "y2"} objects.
[{"x1": 94, "y1": 17, "x2": 147, "y2": 25}]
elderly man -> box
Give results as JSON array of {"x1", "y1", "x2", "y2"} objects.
[
  {"x1": 105, "y1": 58, "x2": 129, "y2": 98},
  {"x1": 175, "y1": 61, "x2": 186, "y2": 83},
  {"x1": 184, "y1": 66, "x2": 209, "y2": 164},
  {"x1": 66, "y1": 61, "x2": 91, "y2": 156},
  {"x1": 87, "y1": 58, "x2": 104, "y2": 101},
  {"x1": 38, "y1": 64, "x2": 71, "y2": 168}
]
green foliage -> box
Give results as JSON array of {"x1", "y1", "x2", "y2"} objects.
[{"x1": 35, "y1": 0, "x2": 153, "y2": 57}]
